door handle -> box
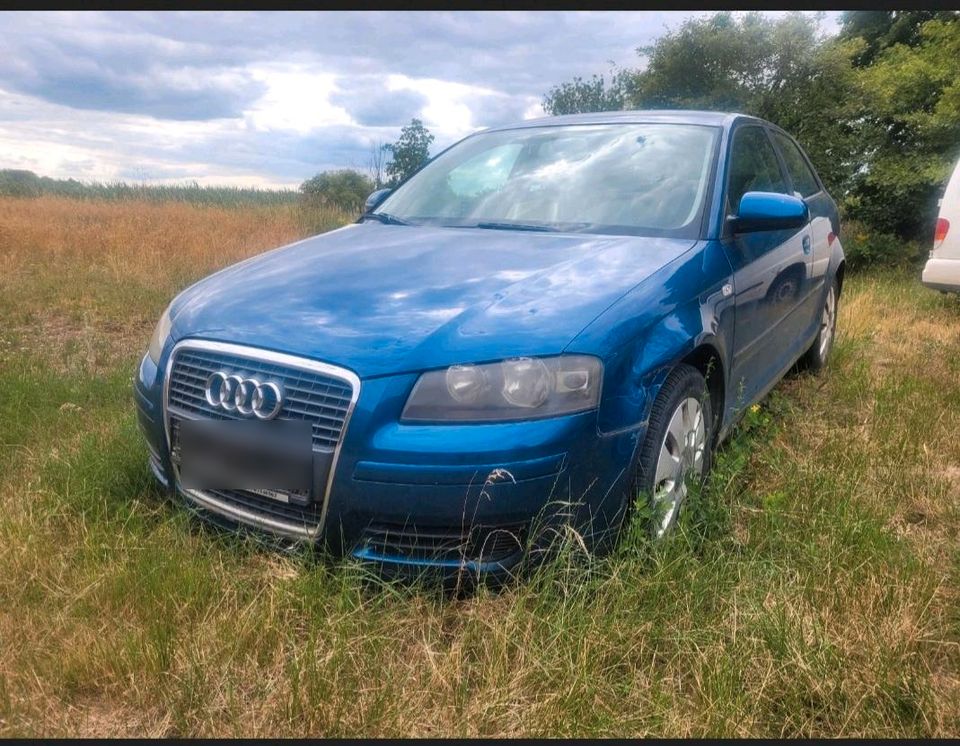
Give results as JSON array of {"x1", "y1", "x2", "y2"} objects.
[{"x1": 802, "y1": 235, "x2": 812, "y2": 255}]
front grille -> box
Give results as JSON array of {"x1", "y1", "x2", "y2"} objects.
[
  {"x1": 361, "y1": 522, "x2": 527, "y2": 565},
  {"x1": 167, "y1": 347, "x2": 354, "y2": 451},
  {"x1": 165, "y1": 341, "x2": 358, "y2": 536}
]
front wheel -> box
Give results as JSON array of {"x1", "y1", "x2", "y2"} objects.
[
  {"x1": 629, "y1": 364, "x2": 713, "y2": 539},
  {"x1": 800, "y1": 277, "x2": 839, "y2": 372}
]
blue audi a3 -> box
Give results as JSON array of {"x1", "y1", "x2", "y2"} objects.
[{"x1": 134, "y1": 110, "x2": 844, "y2": 579}]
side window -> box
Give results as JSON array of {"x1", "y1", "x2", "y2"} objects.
[
  {"x1": 726, "y1": 126, "x2": 789, "y2": 213},
  {"x1": 771, "y1": 131, "x2": 821, "y2": 197}
]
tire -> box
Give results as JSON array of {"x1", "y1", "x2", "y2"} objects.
[
  {"x1": 800, "y1": 277, "x2": 839, "y2": 372},
  {"x1": 621, "y1": 364, "x2": 714, "y2": 540}
]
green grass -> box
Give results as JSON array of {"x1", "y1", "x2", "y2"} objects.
[{"x1": 1, "y1": 197, "x2": 959, "y2": 735}]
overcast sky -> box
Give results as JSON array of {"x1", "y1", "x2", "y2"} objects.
[{"x1": 0, "y1": 10, "x2": 841, "y2": 188}]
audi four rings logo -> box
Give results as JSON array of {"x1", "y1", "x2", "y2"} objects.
[{"x1": 204, "y1": 372, "x2": 284, "y2": 420}]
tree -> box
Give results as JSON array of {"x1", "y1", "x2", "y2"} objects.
[
  {"x1": 541, "y1": 69, "x2": 633, "y2": 116},
  {"x1": 843, "y1": 16, "x2": 960, "y2": 238},
  {"x1": 368, "y1": 139, "x2": 388, "y2": 189},
  {"x1": 299, "y1": 169, "x2": 374, "y2": 212},
  {"x1": 383, "y1": 118, "x2": 434, "y2": 186},
  {"x1": 839, "y1": 10, "x2": 958, "y2": 66}
]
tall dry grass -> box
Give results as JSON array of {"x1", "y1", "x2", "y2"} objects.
[
  {"x1": 0, "y1": 195, "x2": 346, "y2": 292},
  {"x1": 0, "y1": 196, "x2": 350, "y2": 373}
]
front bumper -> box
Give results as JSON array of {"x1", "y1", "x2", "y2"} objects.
[
  {"x1": 135, "y1": 346, "x2": 641, "y2": 578},
  {"x1": 922, "y1": 256, "x2": 960, "y2": 292}
]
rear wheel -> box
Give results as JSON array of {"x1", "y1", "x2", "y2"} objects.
[
  {"x1": 800, "y1": 277, "x2": 839, "y2": 372},
  {"x1": 625, "y1": 365, "x2": 713, "y2": 539}
]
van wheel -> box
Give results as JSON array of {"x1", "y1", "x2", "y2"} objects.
[
  {"x1": 628, "y1": 364, "x2": 713, "y2": 539},
  {"x1": 800, "y1": 277, "x2": 839, "y2": 372}
]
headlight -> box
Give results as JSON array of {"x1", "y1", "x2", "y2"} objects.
[
  {"x1": 147, "y1": 304, "x2": 173, "y2": 364},
  {"x1": 402, "y1": 355, "x2": 602, "y2": 422}
]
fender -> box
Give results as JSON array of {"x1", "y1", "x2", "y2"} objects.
[{"x1": 565, "y1": 240, "x2": 736, "y2": 436}]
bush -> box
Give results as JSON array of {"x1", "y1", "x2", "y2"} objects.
[
  {"x1": 0, "y1": 169, "x2": 43, "y2": 196},
  {"x1": 840, "y1": 219, "x2": 925, "y2": 270},
  {"x1": 299, "y1": 169, "x2": 373, "y2": 213}
]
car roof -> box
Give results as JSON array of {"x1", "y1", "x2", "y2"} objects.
[{"x1": 484, "y1": 109, "x2": 760, "y2": 132}]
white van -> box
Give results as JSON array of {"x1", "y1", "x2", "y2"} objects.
[{"x1": 922, "y1": 155, "x2": 960, "y2": 292}]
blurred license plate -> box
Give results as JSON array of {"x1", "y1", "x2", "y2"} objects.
[{"x1": 178, "y1": 419, "x2": 312, "y2": 494}]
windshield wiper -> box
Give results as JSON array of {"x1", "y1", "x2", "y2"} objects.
[
  {"x1": 359, "y1": 212, "x2": 410, "y2": 226},
  {"x1": 471, "y1": 221, "x2": 558, "y2": 232}
]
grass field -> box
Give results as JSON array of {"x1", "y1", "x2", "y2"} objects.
[{"x1": 1, "y1": 195, "x2": 959, "y2": 737}]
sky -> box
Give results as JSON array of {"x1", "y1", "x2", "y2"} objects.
[{"x1": 0, "y1": 10, "x2": 842, "y2": 189}]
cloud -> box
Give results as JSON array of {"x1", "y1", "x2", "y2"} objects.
[
  {"x1": 330, "y1": 77, "x2": 427, "y2": 127},
  {"x1": 472, "y1": 93, "x2": 538, "y2": 130},
  {"x1": 0, "y1": 10, "x2": 844, "y2": 186},
  {"x1": 0, "y1": 12, "x2": 266, "y2": 120},
  {"x1": 245, "y1": 66, "x2": 351, "y2": 133}
]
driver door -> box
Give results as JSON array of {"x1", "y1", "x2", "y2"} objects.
[{"x1": 722, "y1": 125, "x2": 814, "y2": 411}]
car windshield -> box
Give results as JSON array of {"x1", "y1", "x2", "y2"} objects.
[{"x1": 374, "y1": 123, "x2": 719, "y2": 237}]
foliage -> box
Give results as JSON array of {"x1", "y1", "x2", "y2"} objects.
[
  {"x1": 383, "y1": 118, "x2": 434, "y2": 186},
  {"x1": 842, "y1": 17, "x2": 960, "y2": 239},
  {"x1": 0, "y1": 169, "x2": 298, "y2": 206},
  {"x1": 839, "y1": 219, "x2": 922, "y2": 270},
  {"x1": 299, "y1": 169, "x2": 374, "y2": 212},
  {"x1": 541, "y1": 69, "x2": 633, "y2": 116},
  {"x1": 838, "y1": 10, "x2": 959, "y2": 66}
]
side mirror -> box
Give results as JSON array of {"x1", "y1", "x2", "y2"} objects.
[
  {"x1": 729, "y1": 191, "x2": 808, "y2": 233},
  {"x1": 364, "y1": 188, "x2": 392, "y2": 213}
]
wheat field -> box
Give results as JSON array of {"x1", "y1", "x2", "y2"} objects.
[{"x1": 0, "y1": 196, "x2": 958, "y2": 736}]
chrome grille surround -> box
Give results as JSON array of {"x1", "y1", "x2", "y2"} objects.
[{"x1": 163, "y1": 339, "x2": 361, "y2": 539}]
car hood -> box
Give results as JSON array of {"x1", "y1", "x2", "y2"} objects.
[{"x1": 170, "y1": 222, "x2": 696, "y2": 378}]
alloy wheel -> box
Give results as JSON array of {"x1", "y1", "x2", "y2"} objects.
[{"x1": 650, "y1": 396, "x2": 706, "y2": 537}]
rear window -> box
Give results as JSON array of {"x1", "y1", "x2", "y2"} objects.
[{"x1": 771, "y1": 131, "x2": 821, "y2": 198}]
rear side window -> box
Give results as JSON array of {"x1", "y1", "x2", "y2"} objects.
[
  {"x1": 726, "y1": 126, "x2": 789, "y2": 213},
  {"x1": 771, "y1": 131, "x2": 821, "y2": 197}
]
